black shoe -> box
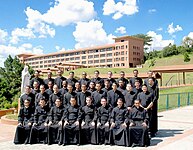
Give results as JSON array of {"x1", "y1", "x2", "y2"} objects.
[
  {"x1": 77, "y1": 144, "x2": 80, "y2": 146},
  {"x1": 62, "y1": 143, "x2": 66, "y2": 146},
  {"x1": 58, "y1": 142, "x2": 62, "y2": 146}
]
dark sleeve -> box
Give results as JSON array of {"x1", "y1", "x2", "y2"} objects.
[
  {"x1": 124, "y1": 109, "x2": 129, "y2": 124},
  {"x1": 18, "y1": 108, "x2": 23, "y2": 123},
  {"x1": 61, "y1": 107, "x2": 68, "y2": 122},
  {"x1": 30, "y1": 79, "x2": 33, "y2": 88},
  {"x1": 110, "y1": 109, "x2": 115, "y2": 123},
  {"x1": 48, "y1": 107, "x2": 53, "y2": 122},
  {"x1": 20, "y1": 96, "x2": 24, "y2": 107},
  {"x1": 34, "y1": 107, "x2": 38, "y2": 124},
  {"x1": 35, "y1": 94, "x2": 39, "y2": 107}
]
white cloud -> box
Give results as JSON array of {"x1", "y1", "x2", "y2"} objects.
[
  {"x1": 73, "y1": 20, "x2": 115, "y2": 49},
  {"x1": 115, "y1": 26, "x2": 126, "y2": 34},
  {"x1": 148, "y1": 9, "x2": 156, "y2": 13},
  {"x1": 0, "y1": 29, "x2": 8, "y2": 44},
  {"x1": 146, "y1": 31, "x2": 174, "y2": 51},
  {"x1": 184, "y1": 32, "x2": 193, "y2": 39},
  {"x1": 10, "y1": 28, "x2": 36, "y2": 44},
  {"x1": 55, "y1": 45, "x2": 66, "y2": 51},
  {"x1": 157, "y1": 27, "x2": 163, "y2": 31},
  {"x1": 167, "y1": 22, "x2": 183, "y2": 35},
  {"x1": 103, "y1": 0, "x2": 138, "y2": 20}
]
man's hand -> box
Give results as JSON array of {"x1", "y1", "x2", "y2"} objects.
[
  {"x1": 104, "y1": 122, "x2": 109, "y2": 127},
  {"x1": 144, "y1": 108, "x2": 148, "y2": 111},
  {"x1": 122, "y1": 122, "x2": 127, "y2": 128},
  {"x1": 81, "y1": 121, "x2": 85, "y2": 127},
  {"x1": 58, "y1": 121, "x2": 62, "y2": 126},
  {"x1": 28, "y1": 122, "x2": 32, "y2": 126},
  {"x1": 64, "y1": 121, "x2": 69, "y2": 127},
  {"x1": 127, "y1": 107, "x2": 131, "y2": 111},
  {"x1": 18, "y1": 122, "x2": 22, "y2": 126},
  {"x1": 97, "y1": 122, "x2": 101, "y2": 127},
  {"x1": 129, "y1": 122, "x2": 135, "y2": 127},
  {"x1": 74, "y1": 121, "x2": 79, "y2": 126},
  {"x1": 91, "y1": 122, "x2": 95, "y2": 126},
  {"x1": 44, "y1": 122, "x2": 48, "y2": 126},
  {"x1": 110, "y1": 122, "x2": 115, "y2": 128},
  {"x1": 48, "y1": 121, "x2": 52, "y2": 126},
  {"x1": 142, "y1": 122, "x2": 147, "y2": 127},
  {"x1": 33, "y1": 123, "x2": 37, "y2": 126}
]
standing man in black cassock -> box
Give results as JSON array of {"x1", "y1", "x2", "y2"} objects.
[
  {"x1": 47, "y1": 98, "x2": 65, "y2": 145},
  {"x1": 45, "y1": 81, "x2": 54, "y2": 96},
  {"x1": 133, "y1": 80, "x2": 143, "y2": 96},
  {"x1": 14, "y1": 99, "x2": 34, "y2": 144},
  {"x1": 66, "y1": 71, "x2": 78, "y2": 90},
  {"x1": 30, "y1": 98, "x2": 49, "y2": 144},
  {"x1": 31, "y1": 81, "x2": 40, "y2": 96},
  {"x1": 63, "y1": 84, "x2": 77, "y2": 107},
  {"x1": 30, "y1": 70, "x2": 44, "y2": 88},
  {"x1": 144, "y1": 70, "x2": 158, "y2": 87},
  {"x1": 49, "y1": 84, "x2": 63, "y2": 108},
  {"x1": 78, "y1": 72, "x2": 90, "y2": 88},
  {"x1": 60, "y1": 97, "x2": 80, "y2": 146},
  {"x1": 117, "y1": 79, "x2": 126, "y2": 94},
  {"x1": 54, "y1": 70, "x2": 66, "y2": 89},
  {"x1": 44, "y1": 72, "x2": 54, "y2": 89},
  {"x1": 59, "y1": 80, "x2": 68, "y2": 96},
  {"x1": 110, "y1": 98, "x2": 129, "y2": 146},
  {"x1": 77, "y1": 83, "x2": 91, "y2": 107},
  {"x1": 107, "y1": 82, "x2": 124, "y2": 108},
  {"x1": 90, "y1": 70, "x2": 104, "y2": 88},
  {"x1": 106, "y1": 71, "x2": 116, "y2": 87},
  {"x1": 102, "y1": 79, "x2": 112, "y2": 93},
  {"x1": 92, "y1": 82, "x2": 107, "y2": 108},
  {"x1": 79, "y1": 96, "x2": 97, "y2": 144},
  {"x1": 35, "y1": 84, "x2": 49, "y2": 107},
  {"x1": 147, "y1": 78, "x2": 159, "y2": 137},
  {"x1": 129, "y1": 99, "x2": 150, "y2": 147},
  {"x1": 129, "y1": 69, "x2": 143, "y2": 87},
  {"x1": 116, "y1": 71, "x2": 129, "y2": 89},
  {"x1": 96, "y1": 97, "x2": 112, "y2": 145},
  {"x1": 88, "y1": 81, "x2": 96, "y2": 94}
]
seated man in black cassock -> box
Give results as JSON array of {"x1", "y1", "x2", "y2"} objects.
[
  {"x1": 59, "y1": 96, "x2": 80, "y2": 146},
  {"x1": 96, "y1": 97, "x2": 112, "y2": 145},
  {"x1": 109, "y1": 98, "x2": 129, "y2": 146},
  {"x1": 29, "y1": 98, "x2": 49, "y2": 144},
  {"x1": 14, "y1": 99, "x2": 34, "y2": 144},
  {"x1": 129, "y1": 99, "x2": 150, "y2": 147},
  {"x1": 79, "y1": 96, "x2": 97, "y2": 145},
  {"x1": 47, "y1": 98, "x2": 64, "y2": 145}
]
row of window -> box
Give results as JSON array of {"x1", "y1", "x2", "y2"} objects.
[
  {"x1": 115, "y1": 45, "x2": 128, "y2": 50},
  {"x1": 133, "y1": 52, "x2": 140, "y2": 56},
  {"x1": 133, "y1": 58, "x2": 141, "y2": 61},
  {"x1": 133, "y1": 46, "x2": 140, "y2": 50}
]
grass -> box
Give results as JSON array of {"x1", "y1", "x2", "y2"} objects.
[{"x1": 5, "y1": 114, "x2": 18, "y2": 120}]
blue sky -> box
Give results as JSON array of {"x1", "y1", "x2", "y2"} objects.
[{"x1": 0, "y1": 0, "x2": 193, "y2": 66}]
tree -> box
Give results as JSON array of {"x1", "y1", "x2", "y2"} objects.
[
  {"x1": 182, "y1": 37, "x2": 193, "y2": 48},
  {"x1": 0, "y1": 55, "x2": 34, "y2": 109},
  {"x1": 183, "y1": 52, "x2": 190, "y2": 62}
]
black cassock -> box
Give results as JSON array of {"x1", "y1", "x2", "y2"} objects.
[
  {"x1": 92, "y1": 90, "x2": 107, "y2": 108},
  {"x1": 124, "y1": 91, "x2": 137, "y2": 108},
  {"x1": 35, "y1": 92, "x2": 49, "y2": 107},
  {"x1": 102, "y1": 87, "x2": 112, "y2": 93},
  {"x1": 129, "y1": 77, "x2": 143, "y2": 87},
  {"x1": 49, "y1": 92, "x2": 63, "y2": 108},
  {"x1": 20, "y1": 93, "x2": 35, "y2": 110},
  {"x1": 60, "y1": 105, "x2": 80, "y2": 145},
  {"x1": 107, "y1": 90, "x2": 124, "y2": 108},
  {"x1": 90, "y1": 77, "x2": 104, "y2": 87},
  {"x1": 59, "y1": 87, "x2": 68, "y2": 96},
  {"x1": 96, "y1": 105, "x2": 112, "y2": 144},
  {"x1": 132, "y1": 87, "x2": 142, "y2": 97},
  {"x1": 63, "y1": 91, "x2": 77, "y2": 107},
  {"x1": 129, "y1": 106, "x2": 150, "y2": 147},
  {"x1": 30, "y1": 77, "x2": 44, "y2": 88},
  {"x1": 14, "y1": 106, "x2": 34, "y2": 144},
  {"x1": 47, "y1": 105, "x2": 65, "y2": 144},
  {"x1": 116, "y1": 77, "x2": 129, "y2": 88},
  {"x1": 80, "y1": 104, "x2": 97, "y2": 144},
  {"x1": 31, "y1": 89, "x2": 40, "y2": 96},
  {"x1": 77, "y1": 91, "x2": 91, "y2": 107},
  {"x1": 54, "y1": 76, "x2": 66, "y2": 89},
  {"x1": 45, "y1": 88, "x2": 53, "y2": 97},
  {"x1": 147, "y1": 84, "x2": 159, "y2": 135},
  {"x1": 66, "y1": 78, "x2": 78, "y2": 89},
  {"x1": 29, "y1": 105, "x2": 49, "y2": 144},
  {"x1": 78, "y1": 78, "x2": 90, "y2": 88},
  {"x1": 110, "y1": 106, "x2": 129, "y2": 146},
  {"x1": 44, "y1": 78, "x2": 54, "y2": 89}
]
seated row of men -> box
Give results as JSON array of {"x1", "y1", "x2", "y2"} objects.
[{"x1": 14, "y1": 96, "x2": 150, "y2": 147}]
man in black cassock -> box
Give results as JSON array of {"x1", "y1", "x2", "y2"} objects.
[
  {"x1": 124, "y1": 84, "x2": 137, "y2": 111},
  {"x1": 49, "y1": 84, "x2": 63, "y2": 108},
  {"x1": 87, "y1": 81, "x2": 96, "y2": 94},
  {"x1": 31, "y1": 81, "x2": 40, "y2": 96},
  {"x1": 78, "y1": 71, "x2": 90, "y2": 88},
  {"x1": 29, "y1": 98, "x2": 49, "y2": 144},
  {"x1": 133, "y1": 80, "x2": 142, "y2": 96},
  {"x1": 30, "y1": 70, "x2": 44, "y2": 88},
  {"x1": 92, "y1": 82, "x2": 107, "y2": 108},
  {"x1": 47, "y1": 98, "x2": 64, "y2": 145},
  {"x1": 79, "y1": 96, "x2": 97, "y2": 144},
  {"x1": 90, "y1": 70, "x2": 104, "y2": 88},
  {"x1": 14, "y1": 99, "x2": 34, "y2": 144},
  {"x1": 117, "y1": 79, "x2": 126, "y2": 94},
  {"x1": 77, "y1": 83, "x2": 91, "y2": 107},
  {"x1": 59, "y1": 80, "x2": 68, "y2": 96},
  {"x1": 45, "y1": 81, "x2": 53, "y2": 96},
  {"x1": 107, "y1": 82, "x2": 124, "y2": 108},
  {"x1": 35, "y1": 84, "x2": 49, "y2": 107},
  {"x1": 129, "y1": 69, "x2": 143, "y2": 87},
  {"x1": 66, "y1": 71, "x2": 78, "y2": 89},
  {"x1": 54, "y1": 70, "x2": 66, "y2": 89},
  {"x1": 144, "y1": 70, "x2": 158, "y2": 87},
  {"x1": 20, "y1": 85, "x2": 35, "y2": 110},
  {"x1": 96, "y1": 97, "x2": 112, "y2": 145},
  {"x1": 63, "y1": 84, "x2": 77, "y2": 106},
  {"x1": 109, "y1": 98, "x2": 129, "y2": 146},
  {"x1": 147, "y1": 78, "x2": 159, "y2": 136},
  {"x1": 106, "y1": 71, "x2": 116, "y2": 87},
  {"x1": 60, "y1": 96, "x2": 80, "y2": 146},
  {"x1": 102, "y1": 79, "x2": 112, "y2": 93},
  {"x1": 74, "y1": 82, "x2": 81, "y2": 94},
  {"x1": 44, "y1": 71, "x2": 54, "y2": 89},
  {"x1": 116, "y1": 71, "x2": 129, "y2": 89},
  {"x1": 129, "y1": 99, "x2": 150, "y2": 147}
]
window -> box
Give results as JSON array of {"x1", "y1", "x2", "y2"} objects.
[
  {"x1": 121, "y1": 51, "x2": 124, "y2": 55},
  {"x1": 121, "y1": 57, "x2": 124, "y2": 61},
  {"x1": 94, "y1": 55, "x2": 99, "y2": 58},
  {"x1": 94, "y1": 60, "x2": 99, "y2": 63},
  {"x1": 121, "y1": 63, "x2": 125, "y2": 66},
  {"x1": 82, "y1": 51, "x2": 86, "y2": 54},
  {"x1": 82, "y1": 61, "x2": 86, "y2": 64},
  {"x1": 100, "y1": 49, "x2": 105, "y2": 52},
  {"x1": 88, "y1": 55, "x2": 93, "y2": 59},
  {"x1": 100, "y1": 59, "x2": 105, "y2": 63},
  {"x1": 107, "y1": 59, "x2": 112, "y2": 62},
  {"x1": 121, "y1": 45, "x2": 124, "y2": 49},
  {"x1": 107, "y1": 53, "x2": 112, "y2": 57},
  {"x1": 82, "y1": 56, "x2": 86, "y2": 59},
  {"x1": 121, "y1": 40, "x2": 124, "y2": 42},
  {"x1": 100, "y1": 54, "x2": 105, "y2": 57},
  {"x1": 75, "y1": 57, "x2": 80, "y2": 60},
  {"x1": 88, "y1": 60, "x2": 93, "y2": 64}
]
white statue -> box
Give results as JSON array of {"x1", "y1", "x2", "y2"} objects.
[{"x1": 21, "y1": 65, "x2": 31, "y2": 94}]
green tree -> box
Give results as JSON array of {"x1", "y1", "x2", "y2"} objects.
[
  {"x1": 183, "y1": 52, "x2": 190, "y2": 62},
  {"x1": 182, "y1": 37, "x2": 193, "y2": 48}
]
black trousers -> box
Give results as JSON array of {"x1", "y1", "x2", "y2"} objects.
[
  {"x1": 80, "y1": 124, "x2": 97, "y2": 144},
  {"x1": 14, "y1": 125, "x2": 31, "y2": 144},
  {"x1": 97, "y1": 124, "x2": 110, "y2": 144},
  {"x1": 48, "y1": 124, "x2": 62, "y2": 144}
]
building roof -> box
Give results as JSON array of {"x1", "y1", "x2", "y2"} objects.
[
  {"x1": 113, "y1": 35, "x2": 144, "y2": 41},
  {"x1": 152, "y1": 64, "x2": 193, "y2": 73}
]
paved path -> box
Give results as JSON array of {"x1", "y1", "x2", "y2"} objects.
[{"x1": 1, "y1": 106, "x2": 193, "y2": 150}]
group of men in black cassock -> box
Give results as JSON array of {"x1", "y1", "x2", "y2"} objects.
[{"x1": 14, "y1": 69, "x2": 159, "y2": 147}]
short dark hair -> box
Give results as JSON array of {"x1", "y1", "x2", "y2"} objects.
[
  {"x1": 133, "y1": 69, "x2": 138, "y2": 73},
  {"x1": 94, "y1": 70, "x2": 100, "y2": 74},
  {"x1": 69, "y1": 71, "x2": 74, "y2": 74}
]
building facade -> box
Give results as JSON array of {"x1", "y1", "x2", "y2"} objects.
[{"x1": 17, "y1": 36, "x2": 144, "y2": 70}]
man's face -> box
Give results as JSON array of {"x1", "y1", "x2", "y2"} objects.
[
  {"x1": 68, "y1": 85, "x2": 73, "y2": 92},
  {"x1": 70, "y1": 98, "x2": 76, "y2": 106},
  {"x1": 53, "y1": 85, "x2": 59, "y2": 93},
  {"x1": 148, "y1": 79, "x2": 154, "y2": 86},
  {"x1": 40, "y1": 85, "x2": 45, "y2": 92},
  {"x1": 117, "y1": 99, "x2": 123, "y2": 107},
  {"x1": 24, "y1": 100, "x2": 30, "y2": 107},
  {"x1": 135, "y1": 82, "x2": 140, "y2": 88},
  {"x1": 48, "y1": 82, "x2": 53, "y2": 88},
  {"x1": 120, "y1": 72, "x2": 125, "y2": 78},
  {"x1": 81, "y1": 85, "x2": 87, "y2": 91},
  {"x1": 47, "y1": 72, "x2": 52, "y2": 78},
  {"x1": 133, "y1": 71, "x2": 138, "y2": 77},
  {"x1": 148, "y1": 71, "x2": 153, "y2": 77},
  {"x1": 108, "y1": 72, "x2": 112, "y2": 78},
  {"x1": 55, "y1": 99, "x2": 61, "y2": 107},
  {"x1": 33, "y1": 82, "x2": 39, "y2": 89},
  {"x1": 142, "y1": 86, "x2": 147, "y2": 92},
  {"x1": 134, "y1": 100, "x2": 140, "y2": 108},
  {"x1": 126, "y1": 84, "x2": 132, "y2": 91},
  {"x1": 94, "y1": 71, "x2": 99, "y2": 78},
  {"x1": 105, "y1": 81, "x2": 110, "y2": 88},
  {"x1": 112, "y1": 83, "x2": 117, "y2": 90},
  {"x1": 95, "y1": 83, "x2": 101, "y2": 91},
  {"x1": 39, "y1": 100, "x2": 46, "y2": 107},
  {"x1": 101, "y1": 99, "x2": 107, "y2": 106},
  {"x1": 86, "y1": 97, "x2": 92, "y2": 106},
  {"x1": 75, "y1": 83, "x2": 80, "y2": 89},
  {"x1": 89, "y1": 82, "x2": 95, "y2": 89},
  {"x1": 69, "y1": 73, "x2": 74, "y2": 78},
  {"x1": 34, "y1": 72, "x2": 39, "y2": 78},
  {"x1": 25, "y1": 87, "x2": 31, "y2": 94},
  {"x1": 119, "y1": 81, "x2": 124, "y2": 87},
  {"x1": 62, "y1": 81, "x2": 67, "y2": 87},
  {"x1": 82, "y1": 72, "x2": 87, "y2": 78},
  {"x1": 57, "y1": 70, "x2": 62, "y2": 76}
]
